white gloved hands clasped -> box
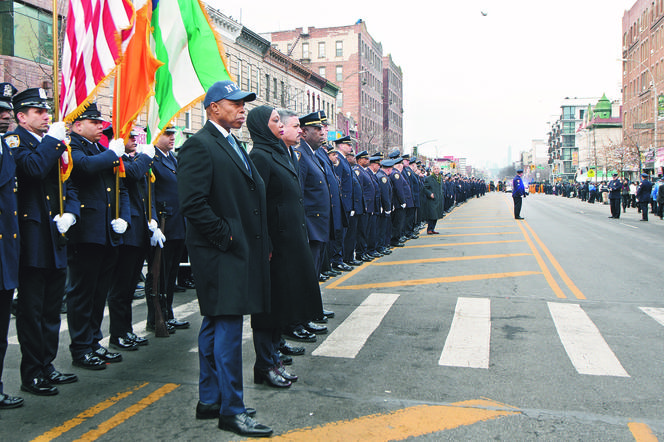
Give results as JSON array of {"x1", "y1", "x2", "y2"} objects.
[
  {"x1": 46, "y1": 122, "x2": 66, "y2": 141},
  {"x1": 401, "y1": 203, "x2": 406, "y2": 209},
  {"x1": 53, "y1": 213, "x2": 76, "y2": 234},
  {"x1": 148, "y1": 219, "x2": 158, "y2": 232},
  {"x1": 109, "y1": 138, "x2": 125, "y2": 158},
  {"x1": 150, "y1": 228, "x2": 166, "y2": 248},
  {"x1": 111, "y1": 218, "x2": 128, "y2": 234},
  {"x1": 137, "y1": 144, "x2": 155, "y2": 159}
]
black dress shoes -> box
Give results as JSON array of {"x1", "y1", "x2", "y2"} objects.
[
  {"x1": 126, "y1": 332, "x2": 148, "y2": 346},
  {"x1": 284, "y1": 326, "x2": 316, "y2": 342},
  {"x1": 21, "y1": 376, "x2": 58, "y2": 396},
  {"x1": 72, "y1": 352, "x2": 107, "y2": 370},
  {"x1": 312, "y1": 315, "x2": 328, "y2": 324},
  {"x1": 515, "y1": 217, "x2": 525, "y2": 220},
  {"x1": 180, "y1": 279, "x2": 195, "y2": 289},
  {"x1": 94, "y1": 346, "x2": 123, "y2": 363},
  {"x1": 333, "y1": 262, "x2": 353, "y2": 271},
  {"x1": 278, "y1": 351, "x2": 292, "y2": 365},
  {"x1": 167, "y1": 318, "x2": 190, "y2": 329},
  {"x1": 305, "y1": 321, "x2": 327, "y2": 334},
  {"x1": 360, "y1": 254, "x2": 373, "y2": 262},
  {"x1": 276, "y1": 363, "x2": 298, "y2": 382},
  {"x1": 344, "y1": 260, "x2": 362, "y2": 266},
  {"x1": 109, "y1": 335, "x2": 139, "y2": 351},
  {"x1": 318, "y1": 273, "x2": 329, "y2": 282},
  {"x1": 196, "y1": 401, "x2": 256, "y2": 419},
  {"x1": 253, "y1": 366, "x2": 291, "y2": 388},
  {"x1": 278, "y1": 341, "x2": 305, "y2": 356},
  {"x1": 46, "y1": 369, "x2": 78, "y2": 384},
  {"x1": 322, "y1": 308, "x2": 335, "y2": 318},
  {"x1": 0, "y1": 393, "x2": 24, "y2": 409},
  {"x1": 218, "y1": 412, "x2": 273, "y2": 437},
  {"x1": 390, "y1": 241, "x2": 404, "y2": 247}
]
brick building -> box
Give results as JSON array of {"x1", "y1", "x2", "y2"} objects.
[{"x1": 268, "y1": 20, "x2": 403, "y2": 154}]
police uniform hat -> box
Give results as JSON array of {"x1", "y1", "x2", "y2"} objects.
[
  {"x1": 74, "y1": 102, "x2": 105, "y2": 121},
  {"x1": 355, "y1": 150, "x2": 369, "y2": 160},
  {"x1": 612, "y1": 173, "x2": 618, "y2": 177},
  {"x1": 102, "y1": 124, "x2": 114, "y2": 139},
  {"x1": 380, "y1": 158, "x2": 396, "y2": 167},
  {"x1": 369, "y1": 155, "x2": 382, "y2": 163},
  {"x1": 204, "y1": 80, "x2": 256, "y2": 108},
  {"x1": 393, "y1": 156, "x2": 404, "y2": 165},
  {"x1": 388, "y1": 148, "x2": 401, "y2": 159},
  {"x1": 372, "y1": 151, "x2": 384, "y2": 159},
  {"x1": 641, "y1": 172, "x2": 649, "y2": 177},
  {"x1": 402, "y1": 153, "x2": 410, "y2": 160},
  {"x1": 299, "y1": 111, "x2": 324, "y2": 128},
  {"x1": 0, "y1": 83, "x2": 18, "y2": 111},
  {"x1": 516, "y1": 168, "x2": 524, "y2": 173},
  {"x1": 318, "y1": 110, "x2": 328, "y2": 125},
  {"x1": 164, "y1": 125, "x2": 176, "y2": 134},
  {"x1": 13, "y1": 87, "x2": 50, "y2": 112},
  {"x1": 333, "y1": 135, "x2": 351, "y2": 144},
  {"x1": 326, "y1": 143, "x2": 338, "y2": 153}
]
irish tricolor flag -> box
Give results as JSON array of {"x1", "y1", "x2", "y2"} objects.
[{"x1": 147, "y1": 0, "x2": 233, "y2": 142}]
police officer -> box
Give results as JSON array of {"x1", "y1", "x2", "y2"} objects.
[
  {"x1": 402, "y1": 154, "x2": 420, "y2": 239},
  {"x1": 0, "y1": 119, "x2": 23, "y2": 409},
  {"x1": 375, "y1": 157, "x2": 394, "y2": 254},
  {"x1": 0, "y1": 83, "x2": 18, "y2": 135},
  {"x1": 144, "y1": 126, "x2": 189, "y2": 333},
  {"x1": 607, "y1": 173, "x2": 623, "y2": 219},
  {"x1": 107, "y1": 130, "x2": 159, "y2": 350},
  {"x1": 388, "y1": 153, "x2": 408, "y2": 247},
  {"x1": 331, "y1": 136, "x2": 354, "y2": 272},
  {"x1": 342, "y1": 148, "x2": 364, "y2": 266},
  {"x1": 7, "y1": 87, "x2": 80, "y2": 395},
  {"x1": 512, "y1": 168, "x2": 526, "y2": 219},
  {"x1": 353, "y1": 150, "x2": 376, "y2": 261},
  {"x1": 367, "y1": 154, "x2": 386, "y2": 256},
  {"x1": 637, "y1": 172, "x2": 653, "y2": 221},
  {"x1": 66, "y1": 102, "x2": 129, "y2": 369}
]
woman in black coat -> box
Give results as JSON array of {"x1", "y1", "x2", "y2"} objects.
[
  {"x1": 247, "y1": 106, "x2": 323, "y2": 388},
  {"x1": 423, "y1": 165, "x2": 444, "y2": 234}
]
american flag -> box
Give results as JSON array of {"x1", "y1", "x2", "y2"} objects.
[{"x1": 59, "y1": 0, "x2": 134, "y2": 121}]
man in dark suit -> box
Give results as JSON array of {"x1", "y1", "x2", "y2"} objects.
[
  {"x1": 607, "y1": 173, "x2": 623, "y2": 219},
  {"x1": 66, "y1": 103, "x2": 129, "y2": 370},
  {"x1": 8, "y1": 88, "x2": 79, "y2": 396},
  {"x1": 0, "y1": 128, "x2": 24, "y2": 409},
  {"x1": 144, "y1": 127, "x2": 189, "y2": 333},
  {"x1": 177, "y1": 80, "x2": 272, "y2": 437},
  {"x1": 512, "y1": 168, "x2": 526, "y2": 219},
  {"x1": 637, "y1": 172, "x2": 653, "y2": 221}
]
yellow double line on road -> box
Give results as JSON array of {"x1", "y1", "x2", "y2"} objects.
[{"x1": 32, "y1": 383, "x2": 179, "y2": 442}]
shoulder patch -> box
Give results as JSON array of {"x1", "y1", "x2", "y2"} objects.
[
  {"x1": 381, "y1": 176, "x2": 387, "y2": 183},
  {"x1": 294, "y1": 151, "x2": 301, "y2": 161},
  {"x1": 395, "y1": 173, "x2": 400, "y2": 179},
  {"x1": 355, "y1": 169, "x2": 360, "y2": 176},
  {"x1": 4, "y1": 135, "x2": 19, "y2": 149}
]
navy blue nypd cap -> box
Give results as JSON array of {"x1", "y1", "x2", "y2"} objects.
[
  {"x1": 13, "y1": 87, "x2": 50, "y2": 111},
  {"x1": 0, "y1": 83, "x2": 17, "y2": 111},
  {"x1": 355, "y1": 150, "x2": 369, "y2": 160},
  {"x1": 204, "y1": 80, "x2": 256, "y2": 108}
]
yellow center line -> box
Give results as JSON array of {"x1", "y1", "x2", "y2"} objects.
[
  {"x1": 32, "y1": 383, "x2": 149, "y2": 442},
  {"x1": 405, "y1": 240, "x2": 525, "y2": 249},
  {"x1": 514, "y1": 221, "x2": 566, "y2": 299},
  {"x1": 628, "y1": 422, "x2": 658, "y2": 442},
  {"x1": 426, "y1": 232, "x2": 520, "y2": 237},
  {"x1": 271, "y1": 398, "x2": 520, "y2": 441},
  {"x1": 373, "y1": 253, "x2": 532, "y2": 266},
  {"x1": 325, "y1": 261, "x2": 371, "y2": 289},
  {"x1": 438, "y1": 225, "x2": 518, "y2": 230},
  {"x1": 522, "y1": 221, "x2": 586, "y2": 300},
  {"x1": 73, "y1": 383, "x2": 180, "y2": 442},
  {"x1": 333, "y1": 271, "x2": 541, "y2": 290},
  {"x1": 439, "y1": 220, "x2": 515, "y2": 224}
]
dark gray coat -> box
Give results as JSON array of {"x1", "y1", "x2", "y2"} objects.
[{"x1": 422, "y1": 174, "x2": 444, "y2": 220}]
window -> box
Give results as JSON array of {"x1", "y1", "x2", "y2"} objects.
[
  {"x1": 184, "y1": 111, "x2": 191, "y2": 130},
  {"x1": 562, "y1": 107, "x2": 575, "y2": 120},
  {"x1": 302, "y1": 42, "x2": 309, "y2": 59},
  {"x1": 0, "y1": 1, "x2": 60, "y2": 64},
  {"x1": 280, "y1": 81, "x2": 285, "y2": 107},
  {"x1": 336, "y1": 66, "x2": 343, "y2": 82},
  {"x1": 336, "y1": 41, "x2": 343, "y2": 57},
  {"x1": 273, "y1": 78, "x2": 277, "y2": 103},
  {"x1": 318, "y1": 42, "x2": 325, "y2": 58},
  {"x1": 319, "y1": 66, "x2": 326, "y2": 77},
  {"x1": 237, "y1": 59, "x2": 243, "y2": 90},
  {"x1": 265, "y1": 74, "x2": 270, "y2": 100},
  {"x1": 562, "y1": 122, "x2": 576, "y2": 134}
]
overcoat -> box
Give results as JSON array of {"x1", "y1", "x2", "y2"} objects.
[
  {"x1": 422, "y1": 173, "x2": 444, "y2": 220},
  {"x1": 177, "y1": 121, "x2": 270, "y2": 317},
  {"x1": 0, "y1": 137, "x2": 19, "y2": 290},
  {"x1": 247, "y1": 106, "x2": 323, "y2": 328},
  {"x1": 152, "y1": 148, "x2": 185, "y2": 240}
]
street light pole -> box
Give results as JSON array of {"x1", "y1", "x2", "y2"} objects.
[{"x1": 621, "y1": 57, "x2": 658, "y2": 172}]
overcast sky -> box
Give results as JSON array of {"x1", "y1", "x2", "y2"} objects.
[{"x1": 208, "y1": 0, "x2": 636, "y2": 168}]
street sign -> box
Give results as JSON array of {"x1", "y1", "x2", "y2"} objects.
[
  {"x1": 633, "y1": 123, "x2": 655, "y2": 129},
  {"x1": 587, "y1": 169, "x2": 595, "y2": 177}
]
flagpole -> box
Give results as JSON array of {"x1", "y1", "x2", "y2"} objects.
[
  {"x1": 53, "y1": 0, "x2": 65, "y2": 220},
  {"x1": 115, "y1": 67, "x2": 121, "y2": 220}
]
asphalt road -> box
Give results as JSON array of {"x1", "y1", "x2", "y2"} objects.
[{"x1": 2, "y1": 191, "x2": 663, "y2": 441}]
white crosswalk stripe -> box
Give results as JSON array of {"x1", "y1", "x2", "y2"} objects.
[
  {"x1": 312, "y1": 293, "x2": 399, "y2": 358},
  {"x1": 639, "y1": 307, "x2": 664, "y2": 327},
  {"x1": 439, "y1": 297, "x2": 491, "y2": 369},
  {"x1": 548, "y1": 302, "x2": 629, "y2": 377}
]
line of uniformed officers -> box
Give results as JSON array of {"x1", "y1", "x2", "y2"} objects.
[{"x1": 0, "y1": 83, "x2": 192, "y2": 409}]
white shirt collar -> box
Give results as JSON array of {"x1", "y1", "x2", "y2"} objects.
[{"x1": 208, "y1": 119, "x2": 230, "y2": 138}]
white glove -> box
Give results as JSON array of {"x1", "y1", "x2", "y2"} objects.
[
  {"x1": 111, "y1": 218, "x2": 128, "y2": 234},
  {"x1": 380, "y1": 207, "x2": 384, "y2": 214},
  {"x1": 109, "y1": 138, "x2": 125, "y2": 157},
  {"x1": 53, "y1": 213, "x2": 76, "y2": 234},
  {"x1": 350, "y1": 210, "x2": 355, "y2": 217},
  {"x1": 137, "y1": 144, "x2": 155, "y2": 159},
  {"x1": 61, "y1": 149, "x2": 69, "y2": 165},
  {"x1": 148, "y1": 219, "x2": 158, "y2": 232},
  {"x1": 386, "y1": 210, "x2": 391, "y2": 215},
  {"x1": 401, "y1": 203, "x2": 406, "y2": 209},
  {"x1": 150, "y1": 228, "x2": 166, "y2": 248},
  {"x1": 46, "y1": 122, "x2": 66, "y2": 141}
]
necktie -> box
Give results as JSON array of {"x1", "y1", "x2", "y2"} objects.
[{"x1": 227, "y1": 134, "x2": 251, "y2": 174}]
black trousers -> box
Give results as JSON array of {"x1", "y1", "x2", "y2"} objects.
[
  {"x1": 513, "y1": 196, "x2": 523, "y2": 218},
  {"x1": 66, "y1": 243, "x2": 119, "y2": 359},
  {"x1": 639, "y1": 202, "x2": 649, "y2": 220},
  {"x1": 391, "y1": 209, "x2": 405, "y2": 241},
  {"x1": 356, "y1": 213, "x2": 368, "y2": 255},
  {"x1": 145, "y1": 239, "x2": 185, "y2": 323},
  {"x1": 108, "y1": 245, "x2": 147, "y2": 337},
  {"x1": 343, "y1": 214, "x2": 358, "y2": 262},
  {"x1": 609, "y1": 198, "x2": 621, "y2": 218},
  {"x1": 0, "y1": 289, "x2": 12, "y2": 394},
  {"x1": 252, "y1": 327, "x2": 281, "y2": 371},
  {"x1": 427, "y1": 219, "x2": 438, "y2": 232},
  {"x1": 309, "y1": 240, "x2": 326, "y2": 277},
  {"x1": 621, "y1": 194, "x2": 630, "y2": 211},
  {"x1": 16, "y1": 266, "x2": 65, "y2": 383},
  {"x1": 366, "y1": 214, "x2": 377, "y2": 253},
  {"x1": 375, "y1": 215, "x2": 389, "y2": 249}
]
